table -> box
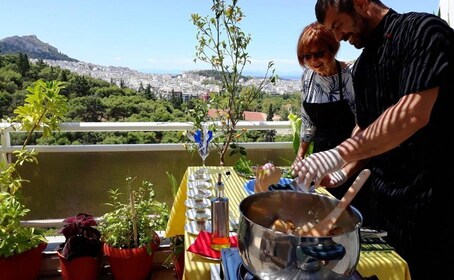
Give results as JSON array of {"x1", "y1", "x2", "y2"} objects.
[{"x1": 165, "y1": 166, "x2": 411, "y2": 280}]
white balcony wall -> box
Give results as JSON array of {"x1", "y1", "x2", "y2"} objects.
[{"x1": 1, "y1": 121, "x2": 295, "y2": 221}]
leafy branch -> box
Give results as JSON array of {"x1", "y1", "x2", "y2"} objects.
[
  {"x1": 0, "y1": 80, "x2": 68, "y2": 257},
  {"x1": 1, "y1": 80, "x2": 67, "y2": 194},
  {"x1": 190, "y1": 0, "x2": 277, "y2": 166}
]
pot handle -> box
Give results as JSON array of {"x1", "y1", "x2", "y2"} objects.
[
  {"x1": 268, "y1": 181, "x2": 315, "y2": 193},
  {"x1": 268, "y1": 183, "x2": 294, "y2": 191},
  {"x1": 297, "y1": 243, "x2": 346, "y2": 261}
]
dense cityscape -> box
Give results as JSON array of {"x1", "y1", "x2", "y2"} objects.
[{"x1": 35, "y1": 59, "x2": 302, "y2": 97}]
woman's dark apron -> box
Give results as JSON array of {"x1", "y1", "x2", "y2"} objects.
[
  {"x1": 302, "y1": 61, "x2": 355, "y2": 153},
  {"x1": 301, "y1": 61, "x2": 359, "y2": 201}
]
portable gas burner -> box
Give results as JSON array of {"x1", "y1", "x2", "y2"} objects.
[{"x1": 219, "y1": 248, "x2": 370, "y2": 280}]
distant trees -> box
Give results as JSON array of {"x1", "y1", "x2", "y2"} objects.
[
  {"x1": 67, "y1": 96, "x2": 106, "y2": 121},
  {"x1": 17, "y1": 53, "x2": 30, "y2": 76},
  {"x1": 0, "y1": 69, "x2": 21, "y2": 93},
  {"x1": 70, "y1": 76, "x2": 91, "y2": 97},
  {"x1": 169, "y1": 90, "x2": 183, "y2": 109},
  {"x1": 0, "y1": 91, "x2": 13, "y2": 117},
  {"x1": 143, "y1": 84, "x2": 156, "y2": 100},
  {"x1": 0, "y1": 53, "x2": 298, "y2": 146}
]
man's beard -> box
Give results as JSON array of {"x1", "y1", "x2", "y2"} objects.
[{"x1": 348, "y1": 13, "x2": 373, "y2": 49}]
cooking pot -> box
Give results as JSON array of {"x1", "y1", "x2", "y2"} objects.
[{"x1": 237, "y1": 190, "x2": 362, "y2": 279}]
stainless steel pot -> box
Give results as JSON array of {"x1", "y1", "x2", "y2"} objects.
[{"x1": 237, "y1": 191, "x2": 362, "y2": 280}]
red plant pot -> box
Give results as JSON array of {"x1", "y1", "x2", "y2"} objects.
[
  {"x1": 174, "y1": 253, "x2": 184, "y2": 280},
  {"x1": 103, "y1": 240, "x2": 160, "y2": 280},
  {"x1": 0, "y1": 242, "x2": 47, "y2": 280},
  {"x1": 57, "y1": 250, "x2": 102, "y2": 280}
]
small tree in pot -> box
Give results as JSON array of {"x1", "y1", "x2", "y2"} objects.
[{"x1": 189, "y1": 0, "x2": 277, "y2": 166}]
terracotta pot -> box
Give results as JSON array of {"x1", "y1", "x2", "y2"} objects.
[
  {"x1": 0, "y1": 242, "x2": 47, "y2": 280},
  {"x1": 103, "y1": 240, "x2": 160, "y2": 280},
  {"x1": 174, "y1": 253, "x2": 184, "y2": 280},
  {"x1": 57, "y1": 250, "x2": 102, "y2": 280}
]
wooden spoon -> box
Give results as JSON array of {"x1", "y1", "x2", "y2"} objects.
[{"x1": 300, "y1": 169, "x2": 371, "y2": 237}]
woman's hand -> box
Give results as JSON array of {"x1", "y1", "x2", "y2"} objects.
[{"x1": 254, "y1": 163, "x2": 282, "y2": 192}]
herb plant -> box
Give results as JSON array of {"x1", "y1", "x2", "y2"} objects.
[
  {"x1": 98, "y1": 177, "x2": 170, "y2": 254},
  {"x1": 233, "y1": 155, "x2": 255, "y2": 178}
]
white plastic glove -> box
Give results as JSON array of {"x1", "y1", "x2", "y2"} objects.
[
  {"x1": 324, "y1": 170, "x2": 347, "y2": 188},
  {"x1": 292, "y1": 147, "x2": 346, "y2": 189}
]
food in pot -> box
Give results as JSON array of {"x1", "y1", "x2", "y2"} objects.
[{"x1": 271, "y1": 218, "x2": 343, "y2": 236}]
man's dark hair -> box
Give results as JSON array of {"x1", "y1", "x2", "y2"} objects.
[
  {"x1": 315, "y1": 0, "x2": 354, "y2": 23},
  {"x1": 315, "y1": 0, "x2": 385, "y2": 23}
]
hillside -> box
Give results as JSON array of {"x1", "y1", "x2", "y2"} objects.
[{"x1": 0, "y1": 35, "x2": 77, "y2": 61}]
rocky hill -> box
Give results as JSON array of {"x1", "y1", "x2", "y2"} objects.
[
  {"x1": 0, "y1": 35, "x2": 77, "y2": 61},
  {"x1": 1, "y1": 35, "x2": 300, "y2": 94}
]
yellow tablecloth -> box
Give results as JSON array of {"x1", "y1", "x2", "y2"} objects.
[{"x1": 165, "y1": 166, "x2": 411, "y2": 280}]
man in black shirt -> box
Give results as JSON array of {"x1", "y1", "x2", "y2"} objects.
[{"x1": 291, "y1": 1, "x2": 454, "y2": 279}]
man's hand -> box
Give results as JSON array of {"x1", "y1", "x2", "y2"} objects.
[
  {"x1": 320, "y1": 170, "x2": 347, "y2": 188},
  {"x1": 291, "y1": 148, "x2": 346, "y2": 188},
  {"x1": 292, "y1": 155, "x2": 303, "y2": 168}
]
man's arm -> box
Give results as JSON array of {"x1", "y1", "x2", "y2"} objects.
[
  {"x1": 292, "y1": 87, "x2": 438, "y2": 188},
  {"x1": 320, "y1": 125, "x2": 366, "y2": 188},
  {"x1": 338, "y1": 87, "x2": 438, "y2": 163}
]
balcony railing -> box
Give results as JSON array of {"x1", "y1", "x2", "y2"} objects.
[
  {"x1": 0, "y1": 120, "x2": 293, "y2": 153},
  {"x1": 1, "y1": 120, "x2": 295, "y2": 226},
  {"x1": 1, "y1": 121, "x2": 295, "y2": 278}
]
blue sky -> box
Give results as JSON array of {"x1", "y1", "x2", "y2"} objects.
[{"x1": 0, "y1": 0, "x2": 441, "y2": 77}]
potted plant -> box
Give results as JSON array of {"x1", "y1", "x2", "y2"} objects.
[
  {"x1": 56, "y1": 213, "x2": 103, "y2": 280},
  {"x1": 0, "y1": 80, "x2": 68, "y2": 280},
  {"x1": 163, "y1": 235, "x2": 184, "y2": 280},
  {"x1": 162, "y1": 172, "x2": 184, "y2": 279},
  {"x1": 98, "y1": 176, "x2": 170, "y2": 280},
  {"x1": 189, "y1": 0, "x2": 277, "y2": 166}
]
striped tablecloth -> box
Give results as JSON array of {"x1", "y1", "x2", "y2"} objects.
[{"x1": 165, "y1": 166, "x2": 411, "y2": 280}]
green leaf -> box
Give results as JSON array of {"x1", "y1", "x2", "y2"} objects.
[
  {"x1": 0, "y1": 79, "x2": 67, "y2": 257},
  {"x1": 233, "y1": 156, "x2": 255, "y2": 178},
  {"x1": 288, "y1": 113, "x2": 302, "y2": 155}
]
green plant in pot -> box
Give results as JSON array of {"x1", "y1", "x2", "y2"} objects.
[
  {"x1": 56, "y1": 213, "x2": 103, "y2": 280},
  {"x1": 98, "y1": 176, "x2": 170, "y2": 280},
  {"x1": 163, "y1": 235, "x2": 184, "y2": 280},
  {"x1": 162, "y1": 171, "x2": 184, "y2": 279},
  {"x1": 0, "y1": 80, "x2": 68, "y2": 280}
]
